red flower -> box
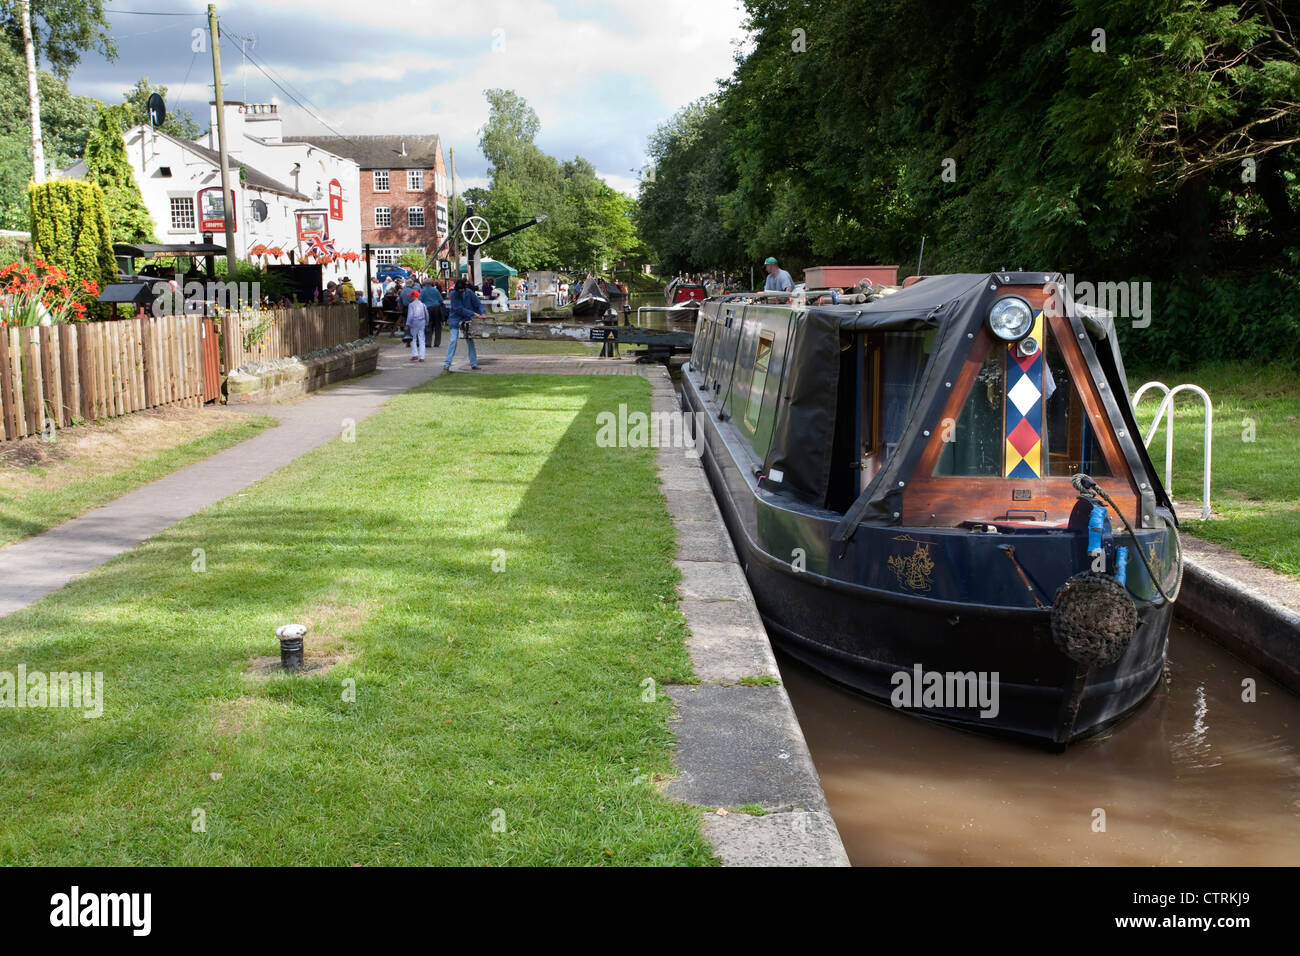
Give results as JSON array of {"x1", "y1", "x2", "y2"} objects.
[{"x1": 33, "y1": 257, "x2": 46, "y2": 268}]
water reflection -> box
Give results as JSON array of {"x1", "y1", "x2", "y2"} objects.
[{"x1": 781, "y1": 621, "x2": 1300, "y2": 865}]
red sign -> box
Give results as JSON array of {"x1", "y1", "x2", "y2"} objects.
[
  {"x1": 197, "y1": 187, "x2": 236, "y2": 233},
  {"x1": 328, "y1": 179, "x2": 343, "y2": 220}
]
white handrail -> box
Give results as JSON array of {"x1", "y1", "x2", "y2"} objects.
[{"x1": 1131, "y1": 381, "x2": 1213, "y2": 520}]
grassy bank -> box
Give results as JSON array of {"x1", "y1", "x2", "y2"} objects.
[
  {"x1": 0, "y1": 409, "x2": 275, "y2": 548},
  {"x1": 0, "y1": 373, "x2": 713, "y2": 865},
  {"x1": 1130, "y1": 362, "x2": 1300, "y2": 576}
]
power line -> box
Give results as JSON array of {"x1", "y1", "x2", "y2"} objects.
[{"x1": 106, "y1": 9, "x2": 206, "y2": 15}]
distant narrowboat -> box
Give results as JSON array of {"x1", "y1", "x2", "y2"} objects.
[
  {"x1": 665, "y1": 277, "x2": 708, "y2": 305},
  {"x1": 680, "y1": 272, "x2": 1183, "y2": 747},
  {"x1": 573, "y1": 276, "x2": 611, "y2": 319}
]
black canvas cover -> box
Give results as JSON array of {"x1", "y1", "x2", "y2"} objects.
[{"x1": 765, "y1": 273, "x2": 991, "y2": 509}]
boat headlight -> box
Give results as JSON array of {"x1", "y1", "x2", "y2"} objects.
[{"x1": 987, "y1": 296, "x2": 1034, "y2": 341}]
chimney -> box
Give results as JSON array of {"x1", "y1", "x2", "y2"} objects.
[
  {"x1": 208, "y1": 100, "x2": 247, "y2": 155},
  {"x1": 242, "y1": 103, "x2": 283, "y2": 143}
]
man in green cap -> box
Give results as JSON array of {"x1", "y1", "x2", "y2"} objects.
[{"x1": 763, "y1": 256, "x2": 793, "y2": 292}]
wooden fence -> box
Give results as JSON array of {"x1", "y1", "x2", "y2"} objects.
[
  {"x1": 0, "y1": 304, "x2": 366, "y2": 442},
  {"x1": 0, "y1": 315, "x2": 207, "y2": 441},
  {"x1": 222, "y1": 304, "x2": 365, "y2": 370}
]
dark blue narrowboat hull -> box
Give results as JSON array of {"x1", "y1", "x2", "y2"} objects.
[{"x1": 681, "y1": 364, "x2": 1174, "y2": 747}]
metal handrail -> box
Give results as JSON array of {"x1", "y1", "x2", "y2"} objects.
[{"x1": 1131, "y1": 381, "x2": 1213, "y2": 520}]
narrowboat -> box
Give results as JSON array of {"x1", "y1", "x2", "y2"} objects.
[
  {"x1": 680, "y1": 272, "x2": 1183, "y2": 747},
  {"x1": 572, "y1": 276, "x2": 611, "y2": 319},
  {"x1": 666, "y1": 277, "x2": 708, "y2": 305}
]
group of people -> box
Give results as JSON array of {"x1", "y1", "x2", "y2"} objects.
[
  {"x1": 322, "y1": 277, "x2": 358, "y2": 305},
  {"x1": 377, "y1": 273, "x2": 486, "y2": 371}
]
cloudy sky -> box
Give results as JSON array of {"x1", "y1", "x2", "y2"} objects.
[{"x1": 66, "y1": 0, "x2": 751, "y2": 194}]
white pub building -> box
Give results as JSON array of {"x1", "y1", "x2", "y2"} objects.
[{"x1": 63, "y1": 102, "x2": 363, "y2": 283}]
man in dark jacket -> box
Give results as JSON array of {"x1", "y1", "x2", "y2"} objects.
[{"x1": 444, "y1": 278, "x2": 484, "y2": 371}]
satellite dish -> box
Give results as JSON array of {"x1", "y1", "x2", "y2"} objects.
[
  {"x1": 146, "y1": 92, "x2": 166, "y2": 128},
  {"x1": 461, "y1": 215, "x2": 490, "y2": 246}
]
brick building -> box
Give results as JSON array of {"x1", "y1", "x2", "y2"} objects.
[{"x1": 284, "y1": 134, "x2": 450, "y2": 272}]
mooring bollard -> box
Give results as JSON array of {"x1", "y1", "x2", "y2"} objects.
[{"x1": 275, "y1": 624, "x2": 307, "y2": 671}]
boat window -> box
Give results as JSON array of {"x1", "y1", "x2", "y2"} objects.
[
  {"x1": 743, "y1": 332, "x2": 775, "y2": 433},
  {"x1": 1043, "y1": 326, "x2": 1109, "y2": 477},
  {"x1": 694, "y1": 318, "x2": 717, "y2": 376},
  {"x1": 933, "y1": 325, "x2": 1110, "y2": 477},
  {"x1": 878, "y1": 330, "x2": 935, "y2": 466},
  {"x1": 933, "y1": 345, "x2": 1003, "y2": 476}
]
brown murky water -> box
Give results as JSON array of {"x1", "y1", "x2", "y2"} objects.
[{"x1": 781, "y1": 620, "x2": 1300, "y2": 865}]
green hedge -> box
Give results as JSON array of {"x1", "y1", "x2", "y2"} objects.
[
  {"x1": 27, "y1": 179, "x2": 118, "y2": 294},
  {"x1": 1116, "y1": 272, "x2": 1300, "y2": 371}
]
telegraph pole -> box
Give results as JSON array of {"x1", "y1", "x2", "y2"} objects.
[
  {"x1": 208, "y1": 4, "x2": 237, "y2": 275},
  {"x1": 449, "y1": 147, "x2": 458, "y2": 274}
]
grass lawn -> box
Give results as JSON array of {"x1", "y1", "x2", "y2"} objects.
[
  {"x1": 1130, "y1": 362, "x2": 1300, "y2": 576},
  {"x1": 0, "y1": 409, "x2": 275, "y2": 548},
  {"x1": 0, "y1": 372, "x2": 714, "y2": 865}
]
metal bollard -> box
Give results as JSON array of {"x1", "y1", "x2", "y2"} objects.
[{"x1": 275, "y1": 624, "x2": 307, "y2": 671}]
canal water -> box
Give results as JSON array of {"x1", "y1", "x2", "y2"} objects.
[{"x1": 781, "y1": 620, "x2": 1300, "y2": 865}]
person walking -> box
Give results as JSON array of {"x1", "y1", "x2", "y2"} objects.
[
  {"x1": 420, "y1": 278, "x2": 445, "y2": 349},
  {"x1": 405, "y1": 290, "x2": 429, "y2": 362},
  {"x1": 444, "y1": 277, "x2": 483, "y2": 372}
]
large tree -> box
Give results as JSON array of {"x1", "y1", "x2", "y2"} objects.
[
  {"x1": 641, "y1": 0, "x2": 1299, "y2": 284},
  {"x1": 84, "y1": 102, "x2": 155, "y2": 243},
  {"x1": 0, "y1": 40, "x2": 98, "y2": 228},
  {"x1": 0, "y1": 0, "x2": 114, "y2": 79},
  {"x1": 475, "y1": 89, "x2": 643, "y2": 273}
]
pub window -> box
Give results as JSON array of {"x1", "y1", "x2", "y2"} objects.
[
  {"x1": 373, "y1": 169, "x2": 390, "y2": 191},
  {"x1": 169, "y1": 196, "x2": 196, "y2": 230},
  {"x1": 408, "y1": 206, "x2": 425, "y2": 228},
  {"x1": 374, "y1": 206, "x2": 392, "y2": 228},
  {"x1": 743, "y1": 332, "x2": 775, "y2": 433},
  {"x1": 407, "y1": 169, "x2": 423, "y2": 191}
]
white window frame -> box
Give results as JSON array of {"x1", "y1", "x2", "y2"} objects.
[
  {"x1": 169, "y1": 195, "x2": 196, "y2": 232},
  {"x1": 374, "y1": 206, "x2": 392, "y2": 228},
  {"x1": 373, "y1": 169, "x2": 390, "y2": 192},
  {"x1": 406, "y1": 169, "x2": 423, "y2": 191},
  {"x1": 375, "y1": 248, "x2": 401, "y2": 265},
  {"x1": 408, "y1": 205, "x2": 425, "y2": 228}
]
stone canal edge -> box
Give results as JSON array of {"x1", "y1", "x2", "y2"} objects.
[{"x1": 649, "y1": 368, "x2": 851, "y2": 866}]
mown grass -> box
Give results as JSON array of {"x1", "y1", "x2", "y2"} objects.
[
  {"x1": 1130, "y1": 362, "x2": 1300, "y2": 575},
  {"x1": 0, "y1": 373, "x2": 713, "y2": 865},
  {"x1": 0, "y1": 413, "x2": 275, "y2": 548}
]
